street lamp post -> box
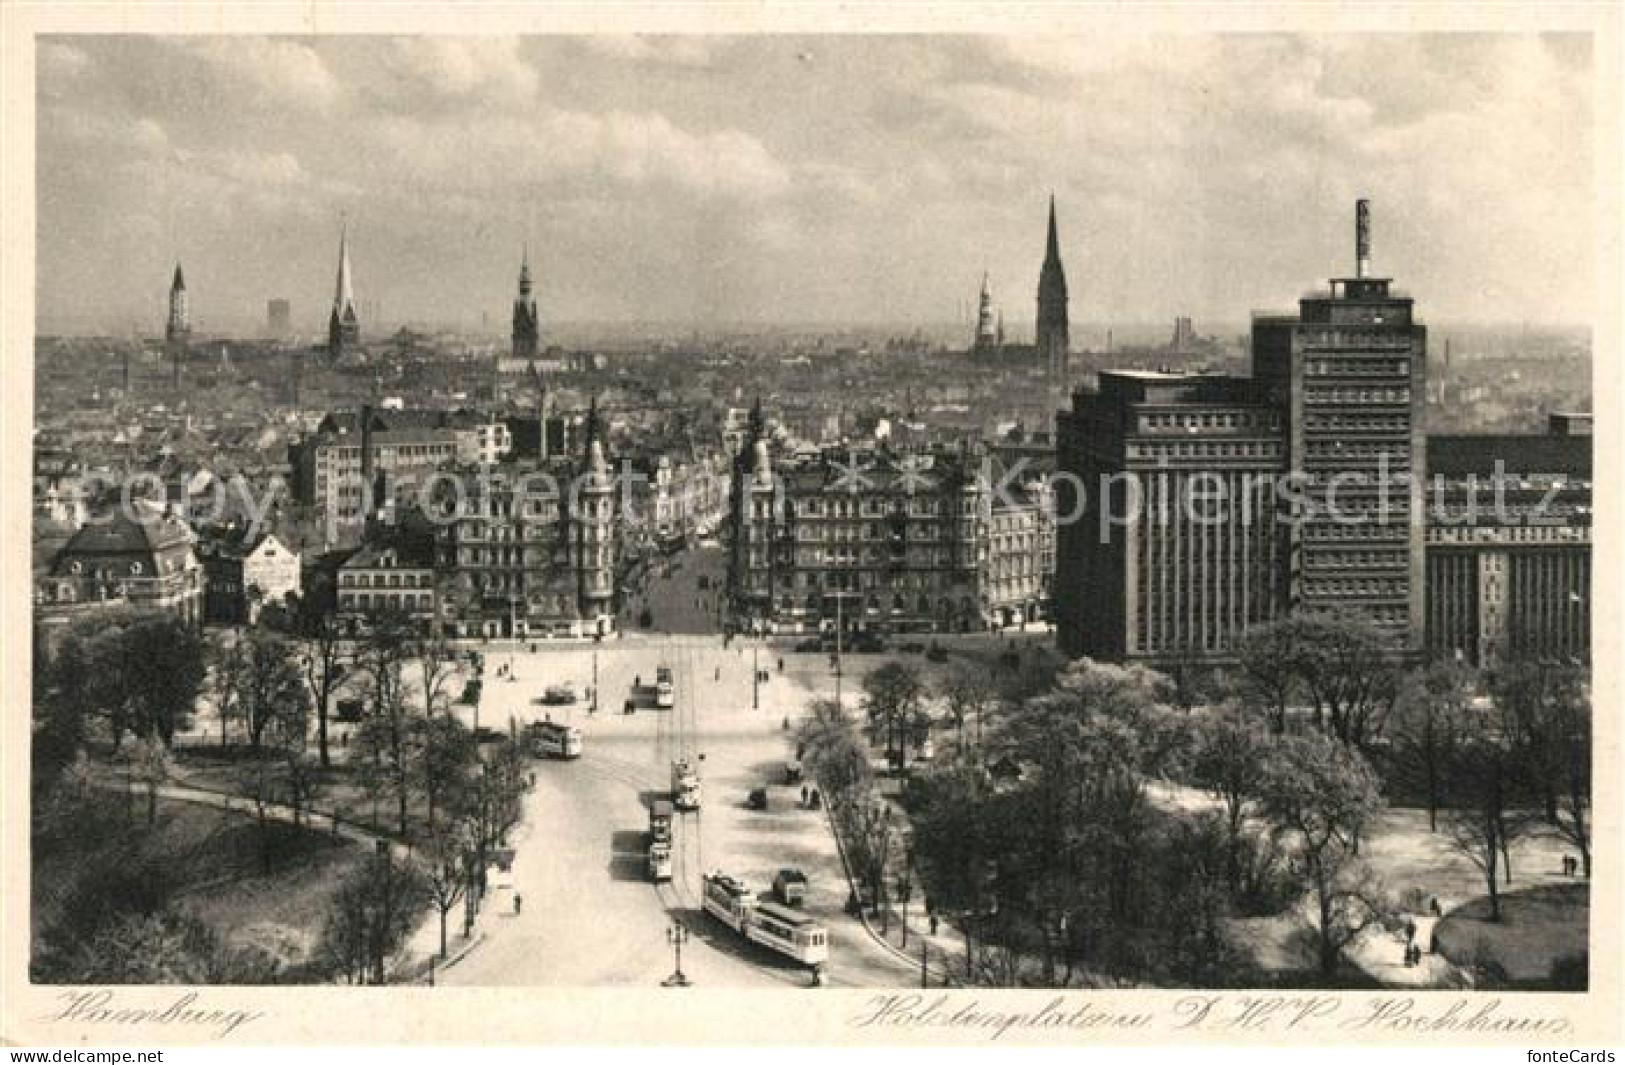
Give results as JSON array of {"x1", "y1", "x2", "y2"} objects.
[
  {"x1": 662, "y1": 923, "x2": 692, "y2": 987},
  {"x1": 752, "y1": 643, "x2": 759, "y2": 710},
  {"x1": 592, "y1": 648, "x2": 599, "y2": 714}
]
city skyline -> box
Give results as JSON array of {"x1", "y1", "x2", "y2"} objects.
[{"x1": 37, "y1": 34, "x2": 1595, "y2": 335}]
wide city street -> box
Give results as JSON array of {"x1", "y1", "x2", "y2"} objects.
[{"x1": 441, "y1": 625, "x2": 926, "y2": 988}]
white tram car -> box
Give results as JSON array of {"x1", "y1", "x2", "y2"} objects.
[{"x1": 701, "y1": 872, "x2": 829, "y2": 968}]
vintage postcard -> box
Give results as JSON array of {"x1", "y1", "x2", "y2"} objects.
[{"x1": 2, "y1": 0, "x2": 1620, "y2": 1048}]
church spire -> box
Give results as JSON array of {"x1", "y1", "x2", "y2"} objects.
[
  {"x1": 171, "y1": 262, "x2": 186, "y2": 293},
  {"x1": 1045, "y1": 192, "x2": 1061, "y2": 264},
  {"x1": 1036, "y1": 195, "x2": 1071, "y2": 388},
  {"x1": 334, "y1": 221, "x2": 354, "y2": 309},
  {"x1": 328, "y1": 220, "x2": 361, "y2": 357}
]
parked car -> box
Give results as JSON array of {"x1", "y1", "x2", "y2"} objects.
[
  {"x1": 541, "y1": 683, "x2": 578, "y2": 705},
  {"x1": 925, "y1": 644, "x2": 949, "y2": 663},
  {"x1": 772, "y1": 868, "x2": 808, "y2": 907},
  {"x1": 900, "y1": 641, "x2": 926, "y2": 654},
  {"x1": 794, "y1": 638, "x2": 822, "y2": 653},
  {"x1": 747, "y1": 786, "x2": 769, "y2": 811}
]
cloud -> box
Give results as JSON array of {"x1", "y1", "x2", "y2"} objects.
[
  {"x1": 368, "y1": 107, "x2": 790, "y2": 200},
  {"x1": 189, "y1": 38, "x2": 340, "y2": 111},
  {"x1": 575, "y1": 35, "x2": 714, "y2": 68},
  {"x1": 32, "y1": 34, "x2": 1598, "y2": 329},
  {"x1": 378, "y1": 37, "x2": 540, "y2": 107}
]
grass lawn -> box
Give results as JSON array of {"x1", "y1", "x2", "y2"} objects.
[{"x1": 1434, "y1": 882, "x2": 1589, "y2": 986}]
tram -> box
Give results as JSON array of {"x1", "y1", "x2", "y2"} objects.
[
  {"x1": 530, "y1": 719, "x2": 583, "y2": 759},
  {"x1": 701, "y1": 872, "x2": 829, "y2": 968},
  {"x1": 671, "y1": 758, "x2": 702, "y2": 811}
]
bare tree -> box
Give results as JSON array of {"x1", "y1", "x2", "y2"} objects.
[
  {"x1": 1188, "y1": 709, "x2": 1270, "y2": 891},
  {"x1": 296, "y1": 602, "x2": 347, "y2": 768},
  {"x1": 1443, "y1": 733, "x2": 1532, "y2": 921},
  {"x1": 1492, "y1": 660, "x2": 1591, "y2": 875},
  {"x1": 355, "y1": 612, "x2": 422, "y2": 838},
  {"x1": 1259, "y1": 732, "x2": 1387, "y2": 975},
  {"x1": 1391, "y1": 659, "x2": 1474, "y2": 831},
  {"x1": 862, "y1": 661, "x2": 926, "y2": 771},
  {"x1": 1236, "y1": 621, "x2": 1300, "y2": 734},
  {"x1": 937, "y1": 665, "x2": 998, "y2": 755},
  {"x1": 222, "y1": 631, "x2": 309, "y2": 754},
  {"x1": 419, "y1": 820, "x2": 475, "y2": 958}
]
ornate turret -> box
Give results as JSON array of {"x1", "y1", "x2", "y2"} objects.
[{"x1": 574, "y1": 396, "x2": 615, "y2": 631}]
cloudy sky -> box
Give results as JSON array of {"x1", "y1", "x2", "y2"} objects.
[{"x1": 36, "y1": 34, "x2": 1594, "y2": 336}]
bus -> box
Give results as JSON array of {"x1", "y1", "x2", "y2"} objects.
[
  {"x1": 702, "y1": 872, "x2": 829, "y2": 969},
  {"x1": 671, "y1": 758, "x2": 701, "y2": 811},
  {"x1": 655, "y1": 666, "x2": 675, "y2": 709},
  {"x1": 532, "y1": 720, "x2": 583, "y2": 759}
]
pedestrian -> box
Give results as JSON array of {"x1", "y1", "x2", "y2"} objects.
[
  {"x1": 715, "y1": 667, "x2": 721, "y2": 682},
  {"x1": 1404, "y1": 917, "x2": 1417, "y2": 945},
  {"x1": 800, "y1": 784, "x2": 809, "y2": 806},
  {"x1": 1429, "y1": 930, "x2": 1441, "y2": 954},
  {"x1": 778, "y1": 658, "x2": 784, "y2": 673},
  {"x1": 514, "y1": 893, "x2": 523, "y2": 916},
  {"x1": 929, "y1": 913, "x2": 939, "y2": 936},
  {"x1": 1429, "y1": 896, "x2": 1442, "y2": 917}
]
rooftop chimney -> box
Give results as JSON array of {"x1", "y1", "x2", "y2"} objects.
[{"x1": 1355, "y1": 199, "x2": 1372, "y2": 279}]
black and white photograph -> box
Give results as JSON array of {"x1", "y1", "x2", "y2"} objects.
[{"x1": 5, "y1": 7, "x2": 1621, "y2": 1049}]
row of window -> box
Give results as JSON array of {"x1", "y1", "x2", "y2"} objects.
[
  {"x1": 1139, "y1": 412, "x2": 1278, "y2": 432},
  {"x1": 1304, "y1": 387, "x2": 1412, "y2": 406},
  {"x1": 340, "y1": 571, "x2": 433, "y2": 589},
  {"x1": 1306, "y1": 359, "x2": 1411, "y2": 377},
  {"x1": 1304, "y1": 551, "x2": 1409, "y2": 570},
  {"x1": 341, "y1": 591, "x2": 433, "y2": 611},
  {"x1": 1129, "y1": 441, "x2": 1281, "y2": 461},
  {"x1": 1303, "y1": 414, "x2": 1410, "y2": 432},
  {"x1": 1302, "y1": 580, "x2": 1408, "y2": 599}
]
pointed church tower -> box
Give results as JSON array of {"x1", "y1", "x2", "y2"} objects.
[
  {"x1": 973, "y1": 272, "x2": 998, "y2": 355},
  {"x1": 166, "y1": 262, "x2": 190, "y2": 390},
  {"x1": 1036, "y1": 194, "x2": 1071, "y2": 389},
  {"x1": 512, "y1": 245, "x2": 540, "y2": 359},
  {"x1": 166, "y1": 263, "x2": 190, "y2": 344},
  {"x1": 328, "y1": 222, "x2": 360, "y2": 358}
]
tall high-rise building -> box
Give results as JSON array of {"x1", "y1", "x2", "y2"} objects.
[
  {"x1": 1252, "y1": 199, "x2": 1427, "y2": 650},
  {"x1": 1054, "y1": 371, "x2": 1288, "y2": 662},
  {"x1": 973, "y1": 272, "x2": 998, "y2": 354},
  {"x1": 1171, "y1": 317, "x2": 1196, "y2": 354},
  {"x1": 267, "y1": 298, "x2": 292, "y2": 338},
  {"x1": 328, "y1": 223, "x2": 361, "y2": 358},
  {"x1": 512, "y1": 246, "x2": 539, "y2": 359},
  {"x1": 1036, "y1": 195, "x2": 1070, "y2": 388}
]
